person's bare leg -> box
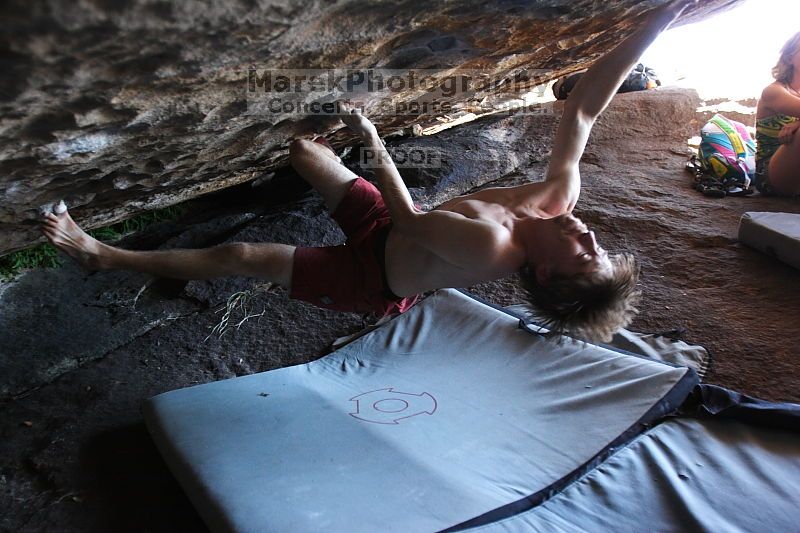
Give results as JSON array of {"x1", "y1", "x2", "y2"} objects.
[
  {"x1": 289, "y1": 138, "x2": 360, "y2": 212},
  {"x1": 41, "y1": 208, "x2": 294, "y2": 287},
  {"x1": 768, "y1": 131, "x2": 800, "y2": 195},
  {"x1": 311, "y1": 136, "x2": 343, "y2": 163}
]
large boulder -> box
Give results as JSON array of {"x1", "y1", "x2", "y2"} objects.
[{"x1": 0, "y1": 0, "x2": 741, "y2": 255}]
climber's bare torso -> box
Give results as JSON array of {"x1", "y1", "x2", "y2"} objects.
[{"x1": 385, "y1": 180, "x2": 574, "y2": 297}]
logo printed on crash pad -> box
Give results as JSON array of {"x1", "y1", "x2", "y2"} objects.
[{"x1": 349, "y1": 388, "x2": 437, "y2": 425}]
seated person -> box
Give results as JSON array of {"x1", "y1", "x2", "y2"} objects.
[{"x1": 756, "y1": 32, "x2": 800, "y2": 196}]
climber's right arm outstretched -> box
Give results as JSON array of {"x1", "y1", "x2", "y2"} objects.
[{"x1": 541, "y1": 0, "x2": 698, "y2": 214}]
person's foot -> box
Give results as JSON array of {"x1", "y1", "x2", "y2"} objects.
[{"x1": 41, "y1": 202, "x2": 108, "y2": 270}]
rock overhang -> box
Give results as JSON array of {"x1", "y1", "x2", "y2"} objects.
[{"x1": 0, "y1": 0, "x2": 742, "y2": 255}]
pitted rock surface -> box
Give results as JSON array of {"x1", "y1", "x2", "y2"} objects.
[{"x1": 0, "y1": 0, "x2": 742, "y2": 255}]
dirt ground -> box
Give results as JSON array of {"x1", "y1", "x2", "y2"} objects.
[
  {"x1": 576, "y1": 100, "x2": 800, "y2": 403},
  {"x1": 1, "y1": 88, "x2": 798, "y2": 531}
]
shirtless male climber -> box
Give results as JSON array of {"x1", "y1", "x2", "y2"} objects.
[{"x1": 42, "y1": 0, "x2": 697, "y2": 342}]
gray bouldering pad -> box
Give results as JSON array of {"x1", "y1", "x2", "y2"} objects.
[
  {"x1": 504, "y1": 303, "x2": 711, "y2": 379},
  {"x1": 738, "y1": 211, "x2": 800, "y2": 270},
  {"x1": 143, "y1": 289, "x2": 694, "y2": 532},
  {"x1": 473, "y1": 417, "x2": 800, "y2": 532}
]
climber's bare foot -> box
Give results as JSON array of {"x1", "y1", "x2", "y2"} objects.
[{"x1": 41, "y1": 206, "x2": 108, "y2": 270}]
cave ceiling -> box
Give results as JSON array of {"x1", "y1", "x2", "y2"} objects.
[{"x1": 0, "y1": 0, "x2": 741, "y2": 255}]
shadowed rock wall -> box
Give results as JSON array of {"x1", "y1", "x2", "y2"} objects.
[{"x1": 0, "y1": 0, "x2": 741, "y2": 255}]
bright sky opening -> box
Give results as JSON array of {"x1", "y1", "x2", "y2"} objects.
[{"x1": 640, "y1": 0, "x2": 799, "y2": 100}]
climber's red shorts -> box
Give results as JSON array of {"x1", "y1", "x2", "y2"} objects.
[{"x1": 289, "y1": 177, "x2": 419, "y2": 316}]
